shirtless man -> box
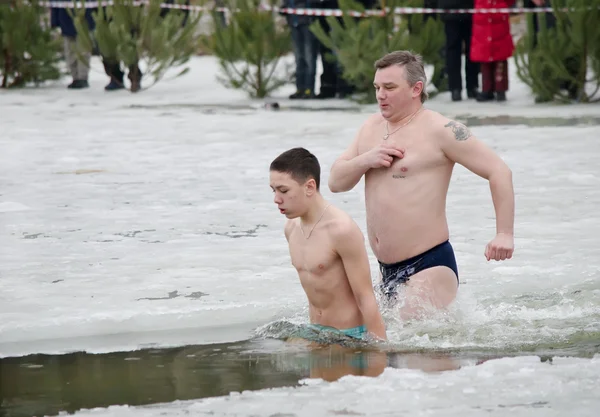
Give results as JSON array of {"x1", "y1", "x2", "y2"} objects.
[
  {"x1": 328, "y1": 50, "x2": 515, "y2": 319},
  {"x1": 269, "y1": 147, "x2": 387, "y2": 341}
]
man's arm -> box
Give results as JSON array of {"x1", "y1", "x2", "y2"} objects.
[
  {"x1": 328, "y1": 124, "x2": 371, "y2": 193},
  {"x1": 332, "y1": 219, "x2": 387, "y2": 340},
  {"x1": 329, "y1": 117, "x2": 405, "y2": 193},
  {"x1": 438, "y1": 119, "x2": 515, "y2": 260}
]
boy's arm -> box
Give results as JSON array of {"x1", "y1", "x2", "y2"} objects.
[{"x1": 332, "y1": 219, "x2": 387, "y2": 341}]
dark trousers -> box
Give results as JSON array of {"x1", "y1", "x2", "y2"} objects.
[
  {"x1": 315, "y1": 0, "x2": 354, "y2": 97},
  {"x1": 290, "y1": 23, "x2": 319, "y2": 93},
  {"x1": 102, "y1": 59, "x2": 141, "y2": 85},
  {"x1": 316, "y1": 14, "x2": 342, "y2": 96},
  {"x1": 481, "y1": 60, "x2": 508, "y2": 92},
  {"x1": 443, "y1": 18, "x2": 479, "y2": 92}
]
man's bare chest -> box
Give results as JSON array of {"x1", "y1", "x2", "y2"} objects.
[{"x1": 360, "y1": 135, "x2": 446, "y2": 178}]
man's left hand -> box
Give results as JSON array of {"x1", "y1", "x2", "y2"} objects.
[{"x1": 485, "y1": 233, "x2": 514, "y2": 261}]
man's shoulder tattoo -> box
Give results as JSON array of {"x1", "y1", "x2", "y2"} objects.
[{"x1": 444, "y1": 120, "x2": 472, "y2": 141}]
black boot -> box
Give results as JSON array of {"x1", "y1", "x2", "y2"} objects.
[
  {"x1": 68, "y1": 79, "x2": 89, "y2": 89},
  {"x1": 451, "y1": 89, "x2": 462, "y2": 101},
  {"x1": 105, "y1": 80, "x2": 125, "y2": 91},
  {"x1": 467, "y1": 89, "x2": 478, "y2": 99},
  {"x1": 496, "y1": 91, "x2": 506, "y2": 102},
  {"x1": 302, "y1": 89, "x2": 316, "y2": 99},
  {"x1": 476, "y1": 91, "x2": 495, "y2": 102}
]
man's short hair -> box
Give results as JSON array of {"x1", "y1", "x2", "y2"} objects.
[
  {"x1": 374, "y1": 50, "x2": 429, "y2": 103},
  {"x1": 270, "y1": 147, "x2": 321, "y2": 190}
]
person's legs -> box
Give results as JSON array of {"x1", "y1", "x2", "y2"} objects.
[
  {"x1": 301, "y1": 23, "x2": 319, "y2": 98},
  {"x1": 102, "y1": 57, "x2": 125, "y2": 91},
  {"x1": 461, "y1": 18, "x2": 479, "y2": 97},
  {"x1": 127, "y1": 64, "x2": 143, "y2": 93},
  {"x1": 444, "y1": 20, "x2": 464, "y2": 101},
  {"x1": 63, "y1": 36, "x2": 89, "y2": 89},
  {"x1": 378, "y1": 240, "x2": 459, "y2": 319},
  {"x1": 494, "y1": 59, "x2": 509, "y2": 101},
  {"x1": 63, "y1": 36, "x2": 78, "y2": 78},
  {"x1": 397, "y1": 267, "x2": 459, "y2": 320},
  {"x1": 476, "y1": 62, "x2": 495, "y2": 101},
  {"x1": 289, "y1": 24, "x2": 307, "y2": 99},
  {"x1": 75, "y1": 42, "x2": 91, "y2": 84},
  {"x1": 316, "y1": 3, "x2": 338, "y2": 99}
]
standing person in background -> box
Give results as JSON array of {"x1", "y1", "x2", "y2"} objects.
[
  {"x1": 282, "y1": 0, "x2": 319, "y2": 99},
  {"x1": 50, "y1": 1, "x2": 96, "y2": 89},
  {"x1": 313, "y1": 0, "x2": 341, "y2": 99},
  {"x1": 437, "y1": 0, "x2": 480, "y2": 101},
  {"x1": 470, "y1": 0, "x2": 516, "y2": 102},
  {"x1": 423, "y1": 0, "x2": 448, "y2": 93},
  {"x1": 524, "y1": 0, "x2": 579, "y2": 102}
]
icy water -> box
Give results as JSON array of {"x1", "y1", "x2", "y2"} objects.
[
  {"x1": 3, "y1": 336, "x2": 598, "y2": 417},
  {"x1": 2, "y1": 56, "x2": 600, "y2": 415}
]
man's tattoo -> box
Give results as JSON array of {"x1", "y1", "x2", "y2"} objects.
[
  {"x1": 444, "y1": 121, "x2": 472, "y2": 141},
  {"x1": 392, "y1": 174, "x2": 406, "y2": 179}
]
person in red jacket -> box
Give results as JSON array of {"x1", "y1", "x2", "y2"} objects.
[{"x1": 470, "y1": 0, "x2": 515, "y2": 101}]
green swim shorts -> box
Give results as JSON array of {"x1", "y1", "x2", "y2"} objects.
[{"x1": 306, "y1": 323, "x2": 367, "y2": 340}]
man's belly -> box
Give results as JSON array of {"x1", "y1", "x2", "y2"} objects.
[{"x1": 365, "y1": 182, "x2": 450, "y2": 263}]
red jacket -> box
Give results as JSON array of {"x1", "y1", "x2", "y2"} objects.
[{"x1": 470, "y1": 0, "x2": 515, "y2": 63}]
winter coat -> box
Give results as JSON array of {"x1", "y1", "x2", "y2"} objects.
[
  {"x1": 436, "y1": 0, "x2": 475, "y2": 22},
  {"x1": 470, "y1": 0, "x2": 515, "y2": 62},
  {"x1": 50, "y1": 0, "x2": 96, "y2": 38}
]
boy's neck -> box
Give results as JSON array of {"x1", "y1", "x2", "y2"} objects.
[{"x1": 300, "y1": 194, "x2": 329, "y2": 226}]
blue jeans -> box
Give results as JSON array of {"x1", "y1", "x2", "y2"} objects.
[{"x1": 290, "y1": 23, "x2": 318, "y2": 93}]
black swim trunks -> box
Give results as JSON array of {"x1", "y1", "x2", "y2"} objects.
[{"x1": 378, "y1": 240, "x2": 459, "y2": 299}]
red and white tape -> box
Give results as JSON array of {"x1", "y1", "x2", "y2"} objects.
[{"x1": 36, "y1": 1, "x2": 594, "y2": 16}]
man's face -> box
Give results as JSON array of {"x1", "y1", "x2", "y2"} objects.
[
  {"x1": 269, "y1": 171, "x2": 308, "y2": 219},
  {"x1": 374, "y1": 65, "x2": 421, "y2": 119}
]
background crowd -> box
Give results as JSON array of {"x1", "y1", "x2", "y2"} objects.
[{"x1": 48, "y1": 0, "x2": 575, "y2": 103}]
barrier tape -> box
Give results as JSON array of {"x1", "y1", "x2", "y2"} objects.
[{"x1": 29, "y1": 1, "x2": 597, "y2": 16}]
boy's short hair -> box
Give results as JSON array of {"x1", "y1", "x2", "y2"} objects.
[{"x1": 270, "y1": 147, "x2": 321, "y2": 190}]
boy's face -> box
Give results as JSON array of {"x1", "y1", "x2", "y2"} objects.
[{"x1": 269, "y1": 170, "x2": 311, "y2": 219}]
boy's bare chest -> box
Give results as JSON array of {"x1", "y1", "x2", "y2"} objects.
[{"x1": 289, "y1": 231, "x2": 338, "y2": 276}]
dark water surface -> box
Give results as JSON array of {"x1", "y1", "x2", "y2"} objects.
[{"x1": 2, "y1": 333, "x2": 599, "y2": 417}]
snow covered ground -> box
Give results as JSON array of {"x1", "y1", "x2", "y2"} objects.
[{"x1": 1, "y1": 53, "x2": 599, "y2": 416}]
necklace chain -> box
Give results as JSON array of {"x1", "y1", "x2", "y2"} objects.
[
  {"x1": 383, "y1": 106, "x2": 424, "y2": 140},
  {"x1": 300, "y1": 204, "x2": 331, "y2": 240}
]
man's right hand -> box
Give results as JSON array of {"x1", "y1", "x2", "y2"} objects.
[{"x1": 361, "y1": 144, "x2": 405, "y2": 169}]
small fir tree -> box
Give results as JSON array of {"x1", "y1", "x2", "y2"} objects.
[
  {"x1": 309, "y1": 0, "x2": 446, "y2": 103},
  {"x1": 514, "y1": 0, "x2": 600, "y2": 103},
  {"x1": 203, "y1": 0, "x2": 294, "y2": 98},
  {"x1": 0, "y1": 0, "x2": 62, "y2": 88},
  {"x1": 72, "y1": 0, "x2": 203, "y2": 92}
]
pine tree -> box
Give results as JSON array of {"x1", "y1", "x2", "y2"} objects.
[
  {"x1": 0, "y1": 0, "x2": 62, "y2": 88},
  {"x1": 514, "y1": 0, "x2": 600, "y2": 103},
  {"x1": 72, "y1": 0, "x2": 203, "y2": 92},
  {"x1": 203, "y1": 0, "x2": 294, "y2": 98},
  {"x1": 309, "y1": 0, "x2": 445, "y2": 103}
]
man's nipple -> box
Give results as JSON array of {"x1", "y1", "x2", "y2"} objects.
[{"x1": 400, "y1": 167, "x2": 408, "y2": 172}]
